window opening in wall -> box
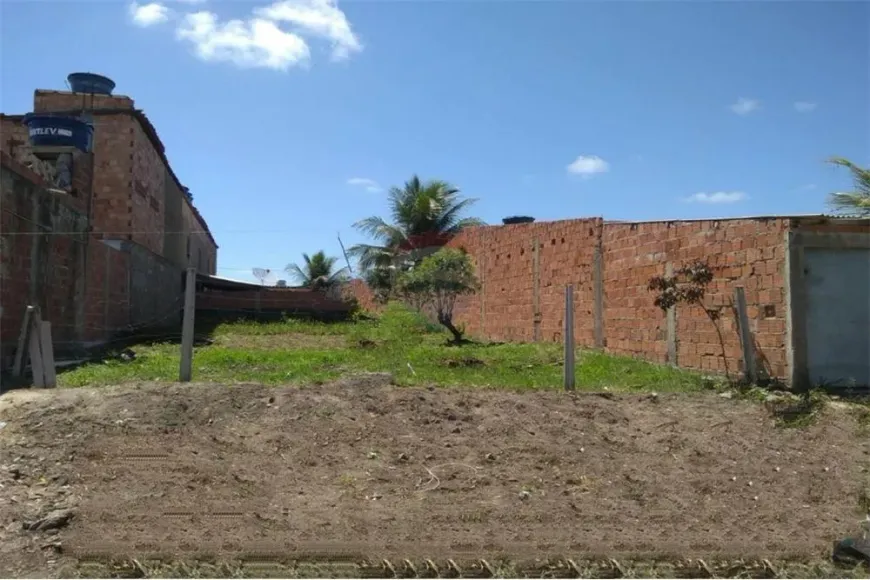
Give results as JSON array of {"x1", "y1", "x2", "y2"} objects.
[
  {"x1": 186, "y1": 236, "x2": 190, "y2": 259},
  {"x1": 763, "y1": 304, "x2": 776, "y2": 318}
]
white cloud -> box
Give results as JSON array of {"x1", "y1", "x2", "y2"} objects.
[
  {"x1": 794, "y1": 101, "x2": 818, "y2": 113},
  {"x1": 255, "y1": 0, "x2": 362, "y2": 61},
  {"x1": 566, "y1": 155, "x2": 610, "y2": 178},
  {"x1": 176, "y1": 11, "x2": 310, "y2": 70},
  {"x1": 133, "y1": 0, "x2": 360, "y2": 71},
  {"x1": 685, "y1": 191, "x2": 748, "y2": 204},
  {"x1": 729, "y1": 97, "x2": 760, "y2": 115},
  {"x1": 347, "y1": 177, "x2": 381, "y2": 193},
  {"x1": 129, "y1": 2, "x2": 170, "y2": 26}
]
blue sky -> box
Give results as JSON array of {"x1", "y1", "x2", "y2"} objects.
[{"x1": 2, "y1": 0, "x2": 868, "y2": 283}]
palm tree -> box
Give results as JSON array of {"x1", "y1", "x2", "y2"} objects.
[
  {"x1": 348, "y1": 175, "x2": 484, "y2": 272},
  {"x1": 285, "y1": 251, "x2": 349, "y2": 290},
  {"x1": 827, "y1": 157, "x2": 870, "y2": 216}
]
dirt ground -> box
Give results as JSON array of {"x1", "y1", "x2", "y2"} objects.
[{"x1": 1, "y1": 375, "x2": 868, "y2": 578}]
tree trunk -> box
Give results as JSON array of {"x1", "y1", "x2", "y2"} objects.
[{"x1": 438, "y1": 312, "x2": 464, "y2": 344}]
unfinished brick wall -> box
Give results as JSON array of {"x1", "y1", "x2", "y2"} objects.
[
  {"x1": 132, "y1": 120, "x2": 165, "y2": 254},
  {"x1": 26, "y1": 89, "x2": 217, "y2": 270},
  {"x1": 448, "y1": 219, "x2": 603, "y2": 345},
  {"x1": 197, "y1": 288, "x2": 354, "y2": 316},
  {"x1": 1, "y1": 154, "x2": 130, "y2": 363},
  {"x1": 0, "y1": 115, "x2": 29, "y2": 157},
  {"x1": 347, "y1": 215, "x2": 843, "y2": 380},
  {"x1": 602, "y1": 219, "x2": 790, "y2": 378},
  {"x1": 33, "y1": 90, "x2": 134, "y2": 113},
  {"x1": 81, "y1": 241, "x2": 131, "y2": 343},
  {"x1": 182, "y1": 200, "x2": 217, "y2": 274}
]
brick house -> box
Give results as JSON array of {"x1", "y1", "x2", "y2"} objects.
[{"x1": 1, "y1": 73, "x2": 218, "y2": 365}]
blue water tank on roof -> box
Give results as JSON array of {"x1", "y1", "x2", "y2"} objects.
[
  {"x1": 67, "y1": 72, "x2": 116, "y2": 96},
  {"x1": 24, "y1": 114, "x2": 94, "y2": 152}
]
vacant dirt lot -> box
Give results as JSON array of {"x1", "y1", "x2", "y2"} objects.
[{"x1": 1, "y1": 376, "x2": 868, "y2": 578}]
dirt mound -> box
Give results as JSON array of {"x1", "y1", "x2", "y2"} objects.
[{"x1": 1, "y1": 380, "x2": 867, "y2": 577}]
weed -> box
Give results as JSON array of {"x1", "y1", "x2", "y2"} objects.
[
  {"x1": 60, "y1": 305, "x2": 707, "y2": 393},
  {"x1": 767, "y1": 389, "x2": 829, "y2": 428}
]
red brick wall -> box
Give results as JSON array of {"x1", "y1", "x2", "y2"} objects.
[
  {"x1": 132, "y1": 119, "x2": 165, "y2": 254},
  {"x1": 0, "y1": 115, "x2": 29, "y2": 157},
  {"x1": 347, "y1": 215, "x2": 821, "y2": 379},
  {"x1": 81, "y1": 241, "x2": 130, "y2": 342},
  {"x1": 345, "y1": 279, "x2": 378, "y2": 312},
  {"x1": 1, "y1": 154, "x2": 129, "y2": 362},
  {"x1": 33, "y1": 90, "x2": 135, "y2": 112},
  {"x1": 197, "y1": 288, "x2": 353, "y2": 314},
  {"x1": 182, "y1": 201, "x2": 216, "y2": 274},
  {"x1": 26, "y1": 89, "x2": 217, "y2": 270},
  {"x1": 448, "y1": 219, "x2": 603, "y2": 344},
  {"x1": 601, "y1": 218, "x2": 790, "y2": 377}
]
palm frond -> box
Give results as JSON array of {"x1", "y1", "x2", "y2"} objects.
[
  {"x1": 826, "y1": 157, "x2": 870, "y2": 216},
  {"x1": 284, "y1": 263, "x2": 309, "y2": 285},
  {"x1": 434, "y1": 197, "x2": 480, "y2": 232}
]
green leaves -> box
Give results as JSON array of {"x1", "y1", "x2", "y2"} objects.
[
  {"x1": 396, "y1": 249, "x2": 480, "y2": 342},
  {"x1": 398, "y1": 248, "x2": 479, "y2": 297},
  {"x1": 827, "y1": 157, "x2": 870, "y2": 217},
  {"x1": 348, "y1": 175, "x2": 484, "y2": 274},
  {"x1": 285, "y1": 250, "x2": 349, "y2": 289}
]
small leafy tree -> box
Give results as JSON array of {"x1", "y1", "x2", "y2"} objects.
[
  {"x1": 648, "y1": 261, "x2": 730, "y2": 378},
  {"x1": 397, "y1": 248, "x2": 479, "y2": 344}
]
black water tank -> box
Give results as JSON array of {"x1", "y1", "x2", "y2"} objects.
[
  {"x1": 67, "y1": 73, "x2": 116, "y2": 96},
  {"x1": 502, "y1": 216, "x2": 535, "y2": 225}
]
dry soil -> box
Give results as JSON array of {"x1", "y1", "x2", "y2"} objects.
[{"x1": 0, "y1": 375, "x2": 868, "y2": 577}]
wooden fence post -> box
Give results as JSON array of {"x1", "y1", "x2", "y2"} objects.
[{"x1": 12, "y1": 305, "x2": 34, "y2": 377}]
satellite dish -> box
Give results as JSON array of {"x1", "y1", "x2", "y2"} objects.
[{"x1": 253, "y1": 268, "x2": 276, "y2": 286}]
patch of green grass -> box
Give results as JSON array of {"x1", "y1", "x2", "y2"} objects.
[{"x1": 60, "y1": 303, "x2": 706, "y2": 392}]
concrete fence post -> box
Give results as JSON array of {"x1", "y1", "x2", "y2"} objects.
[
  {"x1": 564, "y1": 285, "x2": 576, "y2": 391},
  {"x1": 665, "y1": 262, "x2": 677, "y2": 365},
  {"x1": 179, "y1": 267, "x2": 196, "y2": 382},
  {"x1": 734, "y1": 286, "x2": 757, "y2": 384},
  {"x1": 593, "y1": 242, "x2": 604, "y2": 348},
  {"x1": 532, "y1": 237, "x2": 541, "y2": 342}
]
